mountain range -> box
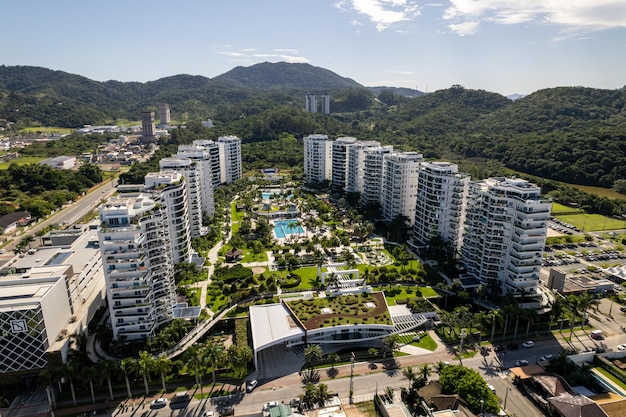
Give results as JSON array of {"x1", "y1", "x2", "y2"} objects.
[{"x1": 1, "y1": 62, "x2": 626, "y2": 193}]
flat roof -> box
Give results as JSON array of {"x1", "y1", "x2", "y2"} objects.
[
  {"x1": 0, "y1": 275, "x2": 61, "y2": 311},
  {"x1": 249, "y1": 303, "x2": 304, "y2": 351}
]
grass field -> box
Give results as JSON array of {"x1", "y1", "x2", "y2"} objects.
[
  {"x1": 556, "y1": 212, "x2": 625, "y2": 232},
  {"x1": 0, "y1": 156, "x2": 45, "y2": 169},
  {"x1": 551, "y1": 202, "x2": 583, "y2": 214},
  {"x1": 19, "y1": 127, "x2": 73, "y2": 134}
]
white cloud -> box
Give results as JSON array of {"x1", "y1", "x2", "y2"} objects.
[
  {"x1": 443, "y1": 0, "x2": 626, "y2": 36},
  {"x1": 337, "y1": 0, "x2": 421, "y2": 31},
  {"x1": 217, "y1": 51, "x2": 247, "y2": 57}
]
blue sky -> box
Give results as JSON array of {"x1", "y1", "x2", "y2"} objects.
[{"x1": 2, "y1": 0, "x2": 625, "y2": 95}]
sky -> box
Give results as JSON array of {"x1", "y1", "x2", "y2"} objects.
[{"x1": 2, "y1": 0, "x2": 626, "y2": 96}]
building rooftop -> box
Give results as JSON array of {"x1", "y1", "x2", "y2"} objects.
[{"x1": 249, "y1": 303, "x2": 305, "y2": 352}]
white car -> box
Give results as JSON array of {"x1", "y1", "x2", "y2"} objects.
[
  {"x1": 540, "y1": 354, "x2": 554, "y2": 361},
  {"x1": 618, "y1": 344, "x2": 626, "y2": 351},
  {"x1": 488, "y1": 384, "x2": 496, "y2": 393},
  {"x1": 522, "y1": 340, "x2": 535, "y2": 348},
  {"x1": 263, "y1": 401, "x2": 279, "y2": 411},
  {"x1": 247, "y1": 379, "x2": 258, "y2": 392},
  {"x1": 203, "y1": 411, "x2": 214, "y2": 417},
  {"x1": 515, "y1": 359, "x2": 529, "y2": 366},
  {"x1": 150, "y1": 398, "x2": 168, "y2": 408}
]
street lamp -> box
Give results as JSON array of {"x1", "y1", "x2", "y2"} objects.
[
  {"x1": 480, "y1": 399, "x2": 484, "y2": 417},
  {"x1": 349, "y1": 352, "x2": 355, "y2": 404},
  {"x1": 459, "y1": 328, "x2": 467, "y2": 366},
  {"x1": 503, "y1": 386, "x2": 512, "y2": 410}
]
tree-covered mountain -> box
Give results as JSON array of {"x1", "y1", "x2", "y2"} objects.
[{"x1": 1, "y1": 63, "x2": 626, "y2": 190}]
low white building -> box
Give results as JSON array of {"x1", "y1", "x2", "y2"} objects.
[{"x1": 39, "y1": 155, "x2": 76, "y2": 170}]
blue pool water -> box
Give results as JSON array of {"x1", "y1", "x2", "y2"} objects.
[
  {"x1": 273, "y1": 220, "x2": 304, "y2": 238},
  {"x1": 262, "y1": 190, "x2": 293, "y2": 200}
]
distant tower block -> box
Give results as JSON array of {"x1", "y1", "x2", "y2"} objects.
[
  {"x1": 159, "y1": 103, "x2": 171, "y2": 128},
  {"x1": 305, "y1": 94, "x2": 317, "y2": 113},
  {"x1": 140, "y1": 111, "x2": 157, "y2": 144},
  {"x1": 320, "y1": 94, "x2": 330, "y2": 114}
]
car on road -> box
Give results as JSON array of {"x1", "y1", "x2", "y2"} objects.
[
  {"x1": 150, "y1": 398, "x2": 167, "y2": 408},
  {"x1": 620, "y1": 306, "x2": 626, "y2": 312},
  {"x1": 247, "y1": 379, "x2": 258, "y2": 392},
  {"x1": 618, "y1": 344, "x2": 626, "y2": 351},
  {"x1": 203, "y1": 411, "x2": 214, "y2": 417},
  {"x1": 488, "y1": 384, "x2": 496, "y2": 393},
  {"x1": 522, "y1": 340, "x2": 535, "y2": 348},
  {"x1": 515, "y1": 359, "x2": 529, "y2": 366},
  {"x1": 264, "y1": 401, "x2": 279, "y2": 411},
  {"x1": 493, "y1": 344, "x2": 506, "y2": 352},
  {"x1": 540, "y1": 354, "x2": 554, "y2": 362}
]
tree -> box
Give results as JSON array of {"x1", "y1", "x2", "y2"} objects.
[
  {"x1": 488, "y1": 309, "x2": 502, "y2": 342},
  {"x1": 202, "y1": 342, "x2": 224, "y2": 386},
  {"x1": 419, "y1": 363, "x2": 431, "y2": 381},
  {"x1": 96, "y1": 359, "x2": 116, "y2": 401},
  {"x1": 402, "y1": 366, "x2": 416, "y2": 390},
  {"x1": 136, "y1": 350, "x2": 154, "y2": 395},
  {"x1": 154, "y1": 355, "x2": 172, "y2": 393},
  {"x1": 120, "y1": 358, "x2": 135, "y2": 398},
  {"x1": 382, "y1": 334, "x2": 401, "y2": 359},
  {"x1": 81, "y1": 366, "x2": 98, "y2": 404},
  {"x1": 185, "y1": 346, "x2": 204, "y2": 388},
  {"x1": 327, "y1": 352, "x2": 340, "y2": 370},
  {"x1": 304, "y1": 344, "x2": 323, "y2": 371}
]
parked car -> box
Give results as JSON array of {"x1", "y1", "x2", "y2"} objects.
[
  {"x1": 540, "y1": 354, "x2": 554, "y2": 362},
  {"x1": 488, "y1": 384, "x2": 496, "y2": 393},
  {"x1": 150, "y1": 398, "x2": 168, "y2": 408},
  {"x1": 203, "y1": 412, "x2": 214, "y2": 417},
  {"x1": 515, "y1": 359, "x2": 529, "y2": 366},
  {"x1": 522, "y1": 340, "x2": 535, "y2": 348},
  {"x1": 493, "y1": 344, "x2": 506, "y2": 352},
  {"x1": 617, "y1": 344, "x2": 626, "y2": 351},
  {"x1": 247, "y1": 379, "x2": 258, "y2": 392}
]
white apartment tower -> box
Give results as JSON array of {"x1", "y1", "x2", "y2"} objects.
[
  {"x1": 305, "y1": 94, "x2": 317, "y2": 113},
  {"x1": 218, "y1": 135, "x2": 243, "y2": 184},
  {"x1": 412, "y1": 162, "x2": 470, "y2": 253},
  {"x1": 362, "y1": 145, "x2": 394, "y2": 206},
  {"x1": 304, "y1": 134, "x2": 333, "y2": 184},
  {"x1": 98, "y1": 194, "x2": 176, "y2": 341},
  {"x1": 381, "y1": 152, "x2": 423, "y2": 225},
  {"x1": 175, "y1": 141, "x2": 219, "y2": 217},
  {"x1": 346, "y1": 141, "x2": 381, "y2": 194},
  {"x1": 159, "y1": 157, "x2": 204, "y2": 237},
  {"x1": 144, "y1": 172, "x2": 193, "y2": 265},
  {"x1": 460, "y1": 177, "x2": 551, "y2": 300},
  {"x1": 158, "y1": 103, "x2": 171, "y2": 128},
  {"x1": 320, "y1": 94, "x2": 330, "y2": 114},
  {"x1": 331, "y1": 137, "x2": 357, "y2": 192}
]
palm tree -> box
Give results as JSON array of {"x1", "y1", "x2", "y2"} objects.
[
  {"x1": 185, "y1": 346, "x2": 204, "y2": 388},
  {"x1": 382, "y1": 334, "x2": 401, "y2": 359},
  {"x1": 81, "y1": 366, "x2": 98, "y2": 404},
  {"x1": 567, "y1": 294, "x2": 580, "y2": 339},
  {"x1": 578, "y1": 292, "x2": 598, "y2": 329},
  {"x1": 202, "y1": 342, "x2": 224, "y2": 386},
  {"x1": 327, "y1": 352, "x2": 340, "y2": 370},
  {"x1": 402, "y1": 366, "x2": 416, "y2": 390},
  {"x1": 136, "y1": 350, "x2": 154, "y2": 395},
  {"x1": 37, "y1": 369, "x2": 57, "y2": 409},
  {"x1": 474, "y1": 311, "x2": 488, "y2": 345},
  {"x1": 418, "y1": 363, "x2": 431, "y2": 382},
  {"x1": 488, "y1": 310, "x2": 502, "y2": 343},
  {"x1": 154, "y1": 355, "x2": 172, "y2": 393},
  {"x1": 525, "y1": 309, "x2": 539, "y2": 338},
  {"x1": 96, "y1": 359, "x2": 116, "y2": 401},
  {"x1": 549, "y1": 296, "x2": 566, "y2": 333},
  {"x1": 315, "y1": 383, "x2": 330, "y2": 407},
  {"x1": 120, "y1": 358, "x2": 135, "y2": 398},
  {"x1": 60, "y1": 364, "x2": 77, "y2": 406},
  {"x1": 304, "y1": 344, "x2": 323, "y2": 371}
]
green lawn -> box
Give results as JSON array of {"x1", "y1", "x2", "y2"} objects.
[
  {"x1": 241, "y1": 250, "x2": 268, "y2": 263},
  {"x1": 374, "y1": 285, "x2": 439, "y2": 305},
  {"x1": 0, "y1": 156, "x2": 46, "y2": 169},
  {"x1": 557, "y1": 212, "x2": 625, "y2": 232},
  {"x1": 551, "y1": 202, "x2": 583, "y2": 214},
  {"x1": 595, "y1": 367, "x2": 626, "y2": 391},
  {"x1": 19, "y1": 126, "x2": 74, "y2": 134}
]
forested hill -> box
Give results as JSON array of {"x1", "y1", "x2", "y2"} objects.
[{"x1": 450, "y1": 87, "x2": 626, "y2": 188}]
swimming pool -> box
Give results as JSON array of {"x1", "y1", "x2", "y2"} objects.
[
  {"x1": 273, "y1": 220, "x2": 304, "y2": 238},
  {"x1": 262, "y1": 190, "x2": 293, "y2": 200}
]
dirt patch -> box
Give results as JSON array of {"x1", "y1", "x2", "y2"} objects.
[
  {"x1": 300, "y1": 292, "x2": 390, "y2": 330},
  {"x1": 252, "y1": 266, "x2": 266, "y2": 274}
]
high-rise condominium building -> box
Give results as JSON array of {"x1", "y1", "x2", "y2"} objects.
[
  {"x1": 460, "y1": 177, "x2": 551, "y2": 301},
  {"x1": 346, "y1": 141, "x2": 381, "y2": 194},
  {"x1": 159, "y1": 157, "x2": 204, "y2": 237},
  {"x1": 99, "y1": 172, "x2": 191, "y2": 341},
  {"x1": 381, "y1": 152, "x2": 423, "y2": 225},
  {"x1": 140, "y1": 111, "x2": 157, "y2": 144},
  {"x1": 320, "y1": 94, "x2": 330, "y2": 115},
  {"x1": 362, "y1": 146, "x2": 394, "y2": 206},
  {"x1": 175, "y1": 141, "x2": 220, "y2": 216},
  {"x1": 305, "y1": 94, "x2": 317, "y2": 113},
  {"x1": 158, "y1": 103, "x2": 171, "y2": 128},
  {"x1": 218, "y1": 136, "x2": 243, "y2": 184},
  {"x1": 412, "y1": 162, "x2": 470, "y2": 253},
  {"x1": 331, "y1": 137, "x2": 357, "y2": 192},
  {"x1": 304, "y1": 134, "x2": 333, "y2": 184}
]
